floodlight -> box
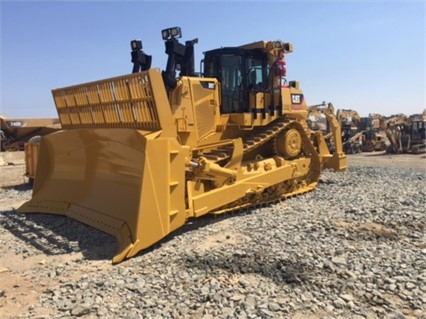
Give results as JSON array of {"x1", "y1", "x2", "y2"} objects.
[
  {"x1": 170, "y1": 27, "x2": 181, "y2": 38},
  {"x1": 161, "y1": 27, "x2": 182, "y2": 40},
  {"x1": 273, "y1": 41, "x2": 283, "y2": 49},
  {"x1": 284, "y1": 42, "x2": 293, "y2": 53},
  {"x1": 131, "y1": 40, "x2": 142, "y2": 51},
  {"x1": 162, "y1": 29, "x2": 170, "y2": 40}
]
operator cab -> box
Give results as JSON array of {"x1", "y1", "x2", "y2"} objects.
[
  {"x1": 411, "y1": 119, "x2": 426, "y2": 141},
  {"x1": 203, "y1": 48, "x2": 270, "y2": 114},
  {"x1": 158, "y1": 27, "x2": 298, "y2": 121}
]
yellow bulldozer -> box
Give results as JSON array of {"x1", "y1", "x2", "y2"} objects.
[{"x1": 19, "y1": 27, "x2": 346, "y2": 263}]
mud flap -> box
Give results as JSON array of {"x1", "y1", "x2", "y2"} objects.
[{"x1": 18, "y1": 128, "x2": 188, "y2": 263}]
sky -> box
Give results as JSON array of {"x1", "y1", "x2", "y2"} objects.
[{"x1": 0, "y1": 0, "x2": 425, "y2": 118}]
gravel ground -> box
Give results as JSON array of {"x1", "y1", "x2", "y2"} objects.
[{"x1": 0, "y1": 152, "x2": 425, "y2": 319}]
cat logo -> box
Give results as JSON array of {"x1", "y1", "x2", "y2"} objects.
[{"x1": 291, "y1": 94, "x2": 303, "y2": 104}]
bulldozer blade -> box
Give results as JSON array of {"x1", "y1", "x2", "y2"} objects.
[{"x1": 18, "y1": 128, "x2": 189, "y2": 263}]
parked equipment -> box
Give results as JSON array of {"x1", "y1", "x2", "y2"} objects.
[
  {"x1": 307, "y1": 102, "x2": 337, "y2": 153},
  {"x1": 408, "y1": 110, "x2": 426, "y2": 154},
  {"x1": 384, "y1": 111, "x2": 425, "y2": 154},
  {"x1": 19, "y1": 27, "x2": 346, "y2": 263},
  {"x1": 307, "y1": 102, "x2": 328, "y2": 133},
  {"x1": 336, "y1": 109, "x2": 362, "y2": 154},
  {"x1": 0, "y1": 115, "x2": 60, "y2": 151},
  {"x1": 359, "y1": 113, "x2": 387, "y2": 152},
  {"x1": 23, "y1": 136, "x2": 42, "y2": 184}
]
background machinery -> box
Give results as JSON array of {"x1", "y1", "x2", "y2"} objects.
[
  {"x1": 307, "y1": 101, "x2": 337, "y2": 153},
  {"x1": 408, "y1": 110, "x2": 426, "y2": 153},
  {"x1": 0, "y1": 115, "x2": 60, "y2": 151},
  {"x1": 336, "y1": 108, "x2": 362, "y2": 154},
  {"x1": 19, "y1": 27, "x2": 346, "y2": 263},
  {"x1": 359, "y1": 113, "x2": 387, "y2": 152},
  {"x1": 384, "y1": 113, "x2": 411, "y2": 154},
  {"x1": 385, "y1": 110, "x2": 426, "y2": 154},
  {"x1": 307, "y1": 102, "x2": 328, "y2": 134}
]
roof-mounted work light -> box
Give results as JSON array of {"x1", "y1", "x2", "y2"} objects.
[
  {"x1": 130, "y1": 39, "x2": 151, "y2": 73},
  {"x1": 273, "y1": 41, "x2": 284, "y2": 49},
  {"x1": 130, "y1": 40, "x2": 143, "y2": 51},
  {"x1": 161, "y1": 27, "x2": 182, "y2": 40},
  {"x1": 268, "y1": 41, "x2": 294, "y2": 54}
]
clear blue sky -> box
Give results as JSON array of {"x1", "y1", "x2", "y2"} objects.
[{"x1": 1, "y1": 0, "x2": 425, "y2": 118}]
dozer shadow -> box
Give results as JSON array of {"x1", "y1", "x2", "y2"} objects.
[
  {"x1": 1, "y1": 182, "x2": 32, "y2": 192},
  {"x1": 1, "y1": 210, "x2": 116, "y2": 260},
  {"x1": 183, "y1": 246, "x2": 336, "y2": 288},
  {"x1": 2, "y1": 204, "x2": 261, "y2": 262}
]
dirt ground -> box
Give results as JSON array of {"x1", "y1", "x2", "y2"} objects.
[
  {"x1": 0, "y1": 152, "x2": 27, "y2": 188},
  {"x1": 0, "y1": 150, "x2": 425, "y2": 318},
  {"x1": 346, "y1": 151, "x2": 426, "y2": 171}
]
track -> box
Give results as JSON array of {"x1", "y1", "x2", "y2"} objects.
[
  {"x1": 199, "y1": 119, "x2": 290, "y2": 163},
  {"x1": 194, "y1": 118, "x2": 322, "y2": 215}
]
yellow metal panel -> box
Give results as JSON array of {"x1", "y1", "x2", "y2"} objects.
[
  {"x1": 24, "y1": 143, "x2": 39, "y2": 179},
  {"x1": 51, "y1": 69, "x2": 170, "y2": 132},
  {"x1": 79, "y1": 106, "x2": 93, "y2": 126},
  {"x1": 19, "y1": 128, "x2": 187, "y2": 263},
  {"x1": 69, "y1": 109, "x2": 81, "y2": 126},
  {"x1": 90, "y1": 106, "x2": 105, "y2": 126}
]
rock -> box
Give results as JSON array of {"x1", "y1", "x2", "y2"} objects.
[
  {"x1": 71, "y1": 306, "x2": 91, "y2": 317},
  {"x1": 405, "y1": 282, "x2": 416, "y2": 290},
  {"x1": 333, "y1": 297, "x2": 346, "y2": 309},
  {"x1": 268, "y1": 302, "x2": 281, "y2": 311},
  {"x1": 331, "y1": 256, "x2": 347, "y2": 266},
  {"x1": 340, "y1": 293, "x2": 354, "y2": 302},
  {"x1": 384, "y1": 312, "x2": 406, "y2": 319}
]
